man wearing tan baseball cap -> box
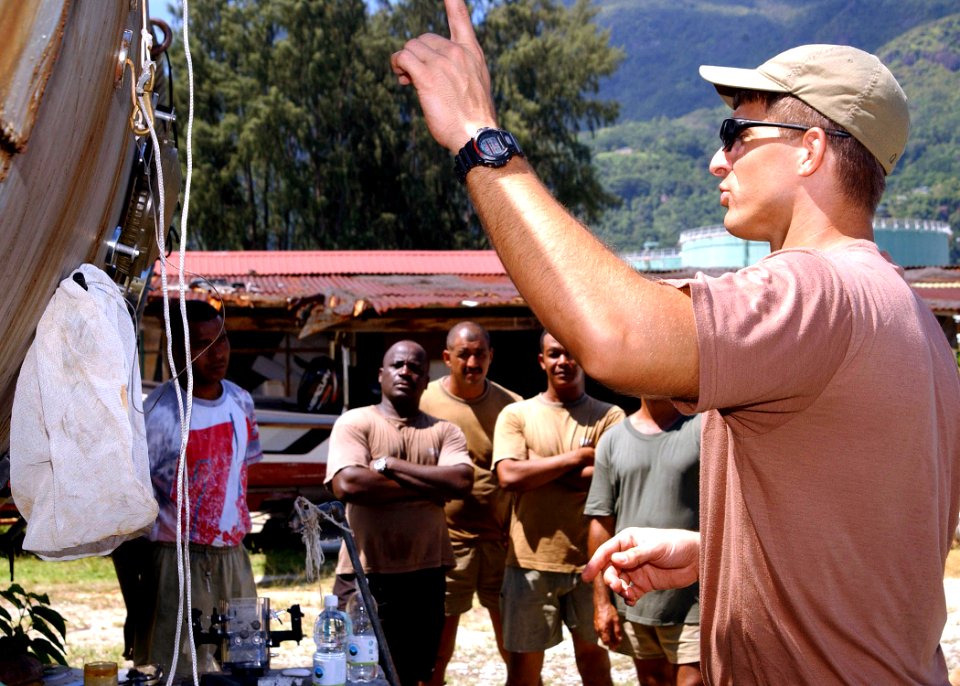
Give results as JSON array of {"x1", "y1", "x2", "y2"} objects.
[
  {"x1": 699, "y1": 43, "x2": 909, "y2": 174},
  {"x1": 392, "y1": 3, "x2": 960, "y2": 683}
]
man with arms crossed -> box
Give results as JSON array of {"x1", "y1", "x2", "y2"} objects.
[
  {"x1": 391, "y1": 6, "x2": 960, "y2": 683},
  {"x1": 420, "y1": 322, "x2": 521, "y2": 686},
  {"x1": 327, "y1": 340, "x2": 474, "y2": 686},
  {"x1": 586, "y1": 401, "x2": 703, "y2": 686},
  {"x1": 493, "y1": 331, "x2": 624, "y2": 686}
]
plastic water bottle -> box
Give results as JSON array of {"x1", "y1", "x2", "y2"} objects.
[
  {"x1": 346, "y1": 594, "x2": 379, "y2": 682},
  {"x1": 313, "y1": 594, "x2": 347, "y2": 686}
]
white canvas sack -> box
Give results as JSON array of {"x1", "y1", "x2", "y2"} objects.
[{"x1": 11, "y1": 264, "x2": 158, "y2": 560}]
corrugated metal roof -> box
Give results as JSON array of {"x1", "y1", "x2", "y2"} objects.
[
  {"x1": 148, "y1": 252, "x2": 527, "y2": 337},
  {"x1": 148, "y1": 253, "x2": 960, "y2": 336},
  {"x1": 162, "y1": 250, "x2": 508, "y2": 277}
]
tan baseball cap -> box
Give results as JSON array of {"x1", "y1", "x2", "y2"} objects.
[{"x1": 699, "y1": 44, "x2": 909, "y2": 174}]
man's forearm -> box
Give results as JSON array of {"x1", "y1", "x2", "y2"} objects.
[
  {"x1": 331, "y1": 467, "x2": 426, "y2": 505},
  {"x1": 589, "y1": 517, "x2": 617, "y2": 610},
  {"x1": 496, "y1": 447, "x2": 591, "y2": 492},
  {"x1": 380, "y1": 459, "x2": 473, "y2": 500},
  {"x1": 467, "y1": 161, "x2": 699, "y2": 399},
  {"x1": 557, "y1": 464, "x2": 594, "y2": 491}
]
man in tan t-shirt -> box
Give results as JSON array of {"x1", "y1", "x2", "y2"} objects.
[
  {"x1": 326, "y1": 340, "x2": 473, "y2": 686},
  {"x1": 493, "y1": 331, "x2": 624, "y2": 686},
  {"x1": 420, "y1": 322, "x2": 521, "y2": 686},
  {"x1": 392, "y1": 9, "x2": 960, "y2": 683}
]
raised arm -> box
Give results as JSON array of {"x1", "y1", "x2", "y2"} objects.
[{"x1": 390, "y1": 0, "x2": 699, "y2": 399}]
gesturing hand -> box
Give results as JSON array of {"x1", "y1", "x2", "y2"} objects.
[
  {"x1": 582, "y1": 528, "x2": 700, "y2": 605},
  {"x1": 389, "y1": 0, "x2": 499, "y2": 152}
]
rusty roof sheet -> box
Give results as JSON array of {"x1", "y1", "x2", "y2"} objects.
[
  {"x1": 152, "y1": 270, "x2": 523, "y2": 311},
  {"x1": 148, "y1": 253, "x2": 960, "y2": 330},
  {"x1": 148, "y1": 252, "x2": 527, "y2": 337},
  {"x1": 162, "y1": 250, "x2": 508, "y2": 277}
]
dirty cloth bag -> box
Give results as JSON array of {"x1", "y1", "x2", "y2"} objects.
[{"x1": 11, "y1": 264, "x2": 158, "y2": 560}]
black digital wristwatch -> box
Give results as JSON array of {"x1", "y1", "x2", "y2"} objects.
[{"x1": 454, "y1": 128, "x2": 524, "y2": 184}]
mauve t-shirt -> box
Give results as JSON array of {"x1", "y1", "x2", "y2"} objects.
[{"x1": 669, "y1": 241, "x2": 960, "y2": 685}]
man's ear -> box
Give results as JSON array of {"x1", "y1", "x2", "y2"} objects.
[
  {"x1": 798, "y1": 128, "x2": 828, "y2": 177},
  {"x1": 538, "y1": 352, "x2": 546, "y2": 371},
  {"x1": 442, "y1": 349, "x2": 453, "y2": 369}
]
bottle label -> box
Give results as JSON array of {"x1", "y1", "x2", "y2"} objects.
[
  {"x1": 347, "y1": 634, "x2": 379, "y2": 665},
  {"x1": 313, "y1": 655, "x2": 346, "y2": 686}
]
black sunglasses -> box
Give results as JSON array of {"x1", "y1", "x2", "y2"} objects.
[{"x1": 719, "y1": 118, "x2": 852, "y2": 151}]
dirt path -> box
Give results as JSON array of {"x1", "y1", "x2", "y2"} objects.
[
  {"x1": 60, "y1": 577, "x2": 634, "y2": 685},
  {"x1": 56, "y1": 577, "x2": 960, "y2": 685}
]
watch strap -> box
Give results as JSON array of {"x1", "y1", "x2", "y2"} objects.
[{"x1": 454, "y1": 128, "x2": 524, "y2": 184}]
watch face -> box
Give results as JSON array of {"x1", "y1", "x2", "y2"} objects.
[{"x1": 476, "y1": 131, "x2": 508, "y2": 157}]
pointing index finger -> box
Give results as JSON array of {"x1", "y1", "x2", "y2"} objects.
[{"x1": 445, "y1": 0, "x2": 480, "y2": 48}]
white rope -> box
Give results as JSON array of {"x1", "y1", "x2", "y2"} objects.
[
  {"x1": 133, "y1": 1, "x2": 198, "y2": 682},
  {"x1": 293, "y1": 497, "x2": 352, "y2": 581},
  {"x1": 174, "y1": 0, "x2": 198, "y2": 681}
]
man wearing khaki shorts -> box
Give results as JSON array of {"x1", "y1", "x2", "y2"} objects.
[
  {"x1": 420, "y1": 322, "x2": 521, "y2": 686},
  {"x1": 586, "y1": 400, "x2": 703, "y2": 686},
  {"x1": 493, "y1": 332, "x2": 624, "y2": 686}
]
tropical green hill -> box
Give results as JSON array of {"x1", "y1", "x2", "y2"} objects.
[
  {"x1": 590, "y1": 0, "x2": 958, "y2": 121},
  {"x1": 881, "y1": 14, "x2": 960, "y2": 230},
  {"x1": 584, "y1": 10, "x2": 960, "y2": 259}
]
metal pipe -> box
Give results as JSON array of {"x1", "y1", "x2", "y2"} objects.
[{"x1": 319, "y1": 501, "x2": 399, "y2": 686}]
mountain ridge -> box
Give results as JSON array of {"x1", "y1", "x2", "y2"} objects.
[{"x1": 583, "y1": 5, "x2": 960, "y2": 260}]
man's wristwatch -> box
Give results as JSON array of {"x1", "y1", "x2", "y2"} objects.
[
  {"x1": 372, "y1": 457, "x2": 388, "y2": 474},
  {"x1": 454, "y1": 128, "x2": 524, "y2": 184}
]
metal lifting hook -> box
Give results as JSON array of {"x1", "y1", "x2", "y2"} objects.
[{"x1": 128, "y1": 60, "x2": 156, "y2": 137}]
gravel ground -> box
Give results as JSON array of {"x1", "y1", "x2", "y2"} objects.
[
  {"x1": 941, "y1": 579, "x2": 960, "y2": 682},
  {"x1": 54, "y1": 576, "x2": 960, "y2": 685},
  {"x1": 59, "y1": 579, "x2": 635, "y2": 685}
]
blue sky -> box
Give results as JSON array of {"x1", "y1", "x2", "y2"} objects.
[{"x1": 151, "y1": 2, "x2": 177, "y2": 29}]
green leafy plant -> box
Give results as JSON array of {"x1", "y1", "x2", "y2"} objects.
[{"x1": 0, "y1": 584, "x2": 67, "y2": 665}]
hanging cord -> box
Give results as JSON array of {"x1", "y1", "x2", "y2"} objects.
[
  {"x1": 131, "y1": 0, "x2": 199, "y2": 682},
  {"x1": 293, "y1": 497, "x2": 353, "y2": 581},
  {"x1": 173, "y1": 0, "x2": 198, "y2": 680}
]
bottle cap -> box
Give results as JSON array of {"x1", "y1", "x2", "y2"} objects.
[{"x1": 324, "y1": 594, "x2": 339, "y2": 609}]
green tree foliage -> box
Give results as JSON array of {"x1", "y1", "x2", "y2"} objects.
[
  {"x1": 880, "y1": 14, "x2": 960, "y2": 262},
  {"x1": 167, "y1": 0, "x2": 622, "y2": 249},
  {"x1": 590, "y1": 0, "x2": 958, "y2": 122},
  {"x1": 585, "y1": 113, "x2": 724, "y2": 250},
  {"x1": 586, "y1": 14, "x2": 960, "y2": 259},
  {"x1": 479, "y1": 0, "x2": 623, "y2": 220}
]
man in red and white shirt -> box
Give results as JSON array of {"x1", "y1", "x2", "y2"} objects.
[{"x1": 140, "y1": 300, "x2": 262, "y2": 675}]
